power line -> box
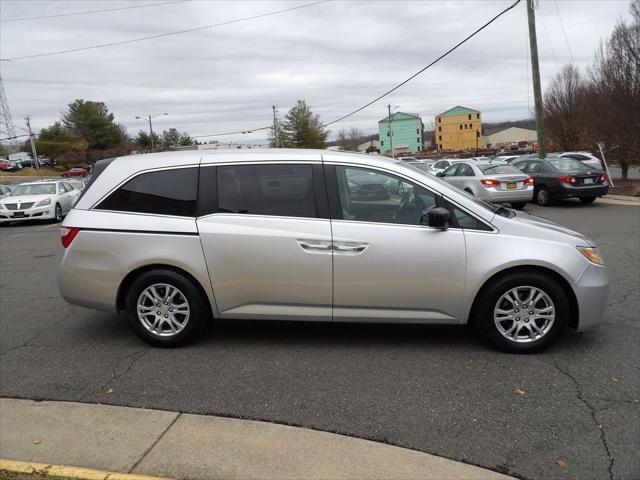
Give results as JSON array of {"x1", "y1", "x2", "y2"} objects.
[
  {"x1": 552, "y1": 0, "x2": 575, "y2": 63},
  {"x1": 321, "y1": 0, "x2": 521, "y2": 127},
  {"x1": 0, "y1": 0, "x2": 330, "y2": 62},
  {"x1": 1, "y1": 0, "x2": 189, "y2": 23},
  {"x1": 191, "y1": 0, "x2": 521, "y2": 139}
]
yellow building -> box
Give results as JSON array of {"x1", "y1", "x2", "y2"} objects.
[{"x1": 435, "y1": 106, "x2": 483, "y2": 151}]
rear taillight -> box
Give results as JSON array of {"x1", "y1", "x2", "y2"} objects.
[
  {"x1": 61, "y1": 227, "x2": 80, "y2": 248},
  {"x1": 559, "y1": 176, "x2": 577, "y2": 184},
  {"x1": 524, "y1": 177, "x2": 534, "y2": 186},
  {"x1": 481, "y1": 179, "x2": 501, "y2": 187},
  {"x1": 600, "y1": 173, "x2": 609, "y2": 183}
]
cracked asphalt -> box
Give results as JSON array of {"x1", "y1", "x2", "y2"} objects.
[{"x1": 1, "y1": 200, "x2": 638, "y2": 480}]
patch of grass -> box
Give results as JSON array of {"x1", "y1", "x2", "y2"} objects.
[
  {"x1": 0, "y1": 167, "x2": 64, "y2": 177},
  {"x1": 0, "y1": 470, "x2": 72, "y2": 480}
]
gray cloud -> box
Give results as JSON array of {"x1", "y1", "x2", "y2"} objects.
[{"x1": 1, "y1": 0, "x2": 632, "y2": 143}]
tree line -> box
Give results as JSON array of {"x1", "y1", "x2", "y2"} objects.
[
  {"x1": 544, "y1": 0, "x2": 639, "y2": 178},
  {"x1": 29, "y1": 99, "x2": 194, "y2": 166}
]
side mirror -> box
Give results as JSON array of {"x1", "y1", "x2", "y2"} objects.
[
  {"x1": 436, "y1": 172, "x2": 444, "y2": 177},
  {"x1": 421, "y1": 207, "x2": 450, "y2": 229}
]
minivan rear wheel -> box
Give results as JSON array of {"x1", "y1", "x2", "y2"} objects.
[
  {"x1": 473, "y1": 271, "x2": 568, "y2": 353},
  {"x1": 125, "y1": 269, "x2": 206, "y2": 347}
]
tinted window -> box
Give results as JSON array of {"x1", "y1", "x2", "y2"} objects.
[
  {"x1": 217, "y1": 164, "x2": 316, "y2": 218},
  {"x1": 434, "y1": 160, "x2": 449, "y2": 169},
  {"x1": 336, "y1": 166, "x2": 437, "y2": 225},
  {"x1": 97, "y1": 168, "x2": 197, "y2": 217},
  {"x1": 451, "y1": 205, "x2": 492, "y2": 231}
]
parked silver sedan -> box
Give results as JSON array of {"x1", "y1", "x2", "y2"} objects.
[{"x1": 438, "y1": 161, "x2": 534, "y2": 209}]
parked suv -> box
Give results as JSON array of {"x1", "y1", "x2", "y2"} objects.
[{"x1": 58, "y1": 150, "x2": 609, "y2": 353}]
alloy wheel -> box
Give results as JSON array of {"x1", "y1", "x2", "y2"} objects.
[
  {"x1": 137, "y1": 283, "x2": 190, "y2": 337},
  {"x1": 493, "y1": 286, "x2": 555, "y2": 343}
]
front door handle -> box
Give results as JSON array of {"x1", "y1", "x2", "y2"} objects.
[{"x1": 333, "y1": 241, "x2": 369, "y2": 254}]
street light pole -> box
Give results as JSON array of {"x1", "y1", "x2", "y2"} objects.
[
  {"x1": 387, "y1": 104, "x2": 394, "y2": 158},
  {"x1": 25, "y1": 116, "x2": 38, "y2": 170},
  {"x1": 136, "y1": 113, "x2": 167, "y2": 152}
]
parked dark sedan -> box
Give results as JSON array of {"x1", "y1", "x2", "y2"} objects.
[{"x1": 512, "y1": 155, "x2": 609, "y2": 205}]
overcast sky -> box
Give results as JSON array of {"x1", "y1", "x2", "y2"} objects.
[{"x1": 0, "y1": 0, "x2": 632, "y2": 143}]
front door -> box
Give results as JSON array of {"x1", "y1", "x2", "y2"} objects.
[
  {"x1": 196, "y1": 162, "x2": 333, "y2": 322},
  {"x1": 328, "y1": 165, "x2": 466, "y2": 323}
]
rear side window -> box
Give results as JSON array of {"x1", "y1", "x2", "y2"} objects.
[
  {"x1": 96, "y1": 167, "x2": 197, "y2": 217},
  {"x1": 216, "y1": 164, "x2": 317, "y2": 218}
]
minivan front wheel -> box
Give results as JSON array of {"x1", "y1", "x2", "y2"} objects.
[
  {"x1": 474, "y1": 272, "x2": 568, "y2": 353},
  {"x1": 125, "y1": 269, "x2": 206, "y2": 347}
]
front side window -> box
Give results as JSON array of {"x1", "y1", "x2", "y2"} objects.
[
  {"x1": 217, "y1": 164, "x2": 316, "y2": 218},
  {"x1": 335, "y1": 166, "x2": 437, "y2": 225},
  {"x1": 96, "y1": 167, "x2": 197, "y2": 217},
  {"x1": 456, "y1": 164, "x2": 475, "y2": 177},
  {"x1": 442, "y1": 164, "x2": 460, "y2": 177}
]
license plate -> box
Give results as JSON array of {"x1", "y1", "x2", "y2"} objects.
[
  {"x1": 13, "y1": 212, "x2": 25, "y2": 218},
  {"x1": 584, "y1": 178, "x2": 594, "y2": 184},
  {"x1": 507, "y1": 182, "x2": 517, "y2": 189}
]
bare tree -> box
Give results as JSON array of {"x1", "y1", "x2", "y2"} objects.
[
  {"x1": 347, "y1": 127, "x2": 363, "y2": 151},
  {"x1": 337, "y1": 128, "x2": 349, "y2": 150},
  {"x1": 543, "y1": 64, "x2": 588, "y2": 151},
  {"x1": 587, "y1": 0, "x2": 640, "y2": 179}
]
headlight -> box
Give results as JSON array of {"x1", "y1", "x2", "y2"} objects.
[
  {"x1": 35, "y1": 198, "x2": 52, "y2": 207},
  {"x1": 577, "y1": 246, "x2": 605, "y2": 265}
]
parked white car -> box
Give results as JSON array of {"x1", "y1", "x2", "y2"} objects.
[
  {"x1": 0, "y1": 180, "x2": 80, "y2": 224},
  {"x1": 559, "y1": 152, "x2": 603, "y2": 170},
  {"x1": 430, "y1": 158, "x2": 472, "y2": 175}
]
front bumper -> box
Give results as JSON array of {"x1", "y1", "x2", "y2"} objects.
[
  {"x1": 0, "y1": 206, "x2": 56, "y2": 223},
  {"x1": 573, "y1": 263, "x2": 610, "y2": 331}
]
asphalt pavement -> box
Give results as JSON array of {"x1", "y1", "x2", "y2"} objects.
[{"x1": 1, "y1": 199, "x2": 638, "y2": 480}]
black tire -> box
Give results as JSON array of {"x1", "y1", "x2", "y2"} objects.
[
  {"x1": 579, "y1": 196, "x2": 596, "y2": 204},
  {"x1": 54, "y1": 203, "x2": 63, "y2": 222},
  {"x1": 510, "y1": 202, "x2": 527, "y2": 210},
  {"x1": 473, "y1": 271, "x2": 568, "y2": 353},
  {"x1": 125, "y1": 269, "x2": 208, "y2": 347},
  {"x1": 535, "y1": 186, "x2": 552, "y2": 206}
]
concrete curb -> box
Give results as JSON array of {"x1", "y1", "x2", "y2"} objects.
[
  {"x1": 0, "y1": 398, "x2": 515, "y2": 480},
  {"x1": 0, "y1": 459, "x2": 169, "y2": 480}
]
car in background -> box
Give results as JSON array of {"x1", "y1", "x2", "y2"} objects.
[
  {"x1": 495, "y1": 154, "x2": 522, "y2": 163},
  {"x1": 559, "y1": 152, "x2": 603, "y2": 170},
  {"x1": 397, "y1": 156, "x2": 418, "y2": 162},
  {"x1": 67, "y1": 179, "x2": 86, "y2": 191},
  {"x1": 437, "y1": 161, "x2": 533, "y2": 210},
  {"x1": 512, "y1": 155, "x2": 608, "y2": 206},
  {"x1": 0, "y1": 185, "x2": 13, "y2": 198},
  {"x1": 61, "y1": 167, "x2": 89, "y2": 178},
  {"x1": 430, "y1": 158, "x2": 471, "y2": 175},
  {"x1": 405, "y1": 159, "x2": 437, "y2": 174},
  {"x1": 0, "y1": 180, "x2": 80, "y2": 224},
  {"x1": 0, "y1": 159, "x2": 22, "y2": 171}
]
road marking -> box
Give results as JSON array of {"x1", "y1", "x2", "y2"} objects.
[{"x1": 0, "y1": 459, "x2": 172, "y2": 480}]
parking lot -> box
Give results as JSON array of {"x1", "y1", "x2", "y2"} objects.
[{"x1": 0, "y1": 200, "x2": 638, "y2": 480}]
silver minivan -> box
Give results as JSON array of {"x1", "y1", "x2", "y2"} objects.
[{"x1": 57, "y1": 149, "x2": 610, "y2": 353}]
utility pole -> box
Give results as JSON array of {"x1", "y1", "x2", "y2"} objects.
[
  {"x1": 136, "y1": 113, "x2": 167, "y2": 152},
  {"x1": 25, "y1": 116, "x2": 38, "y2": 170},
  {"x1": 272, "y1": 105, "x2": 278, "y2": 148},
  {"x1": 387, "y1": 104, "x2": 394, "y2": 158},
  {"x1": 527, "y1": 0, "x2": 546, "y2": 159}
]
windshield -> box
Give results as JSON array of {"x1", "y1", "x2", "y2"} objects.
[
  {"x1": 10, "y1": 184, "x2": 56, "y2": 196},
  {"x1": 549, "y1": 158, "x2": 588, "y2": 172},
  {"x1": 479, "y1": 164, "x2": 523, "y2": 175}
]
